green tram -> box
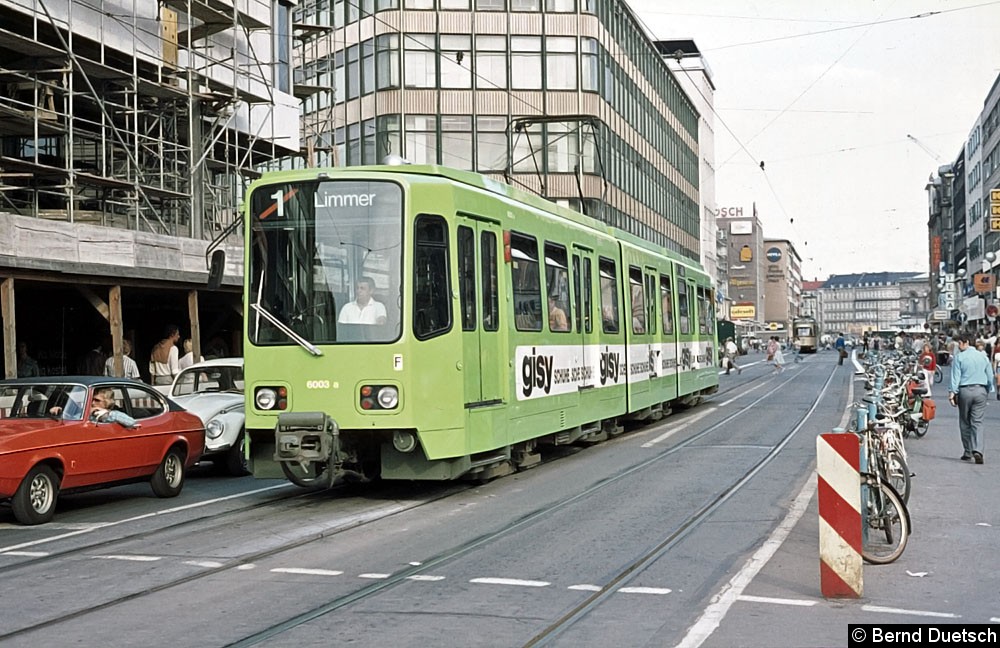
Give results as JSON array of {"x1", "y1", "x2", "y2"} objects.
[{"x1": 242, "y1": 165, "x2": 718, "y2": 486}]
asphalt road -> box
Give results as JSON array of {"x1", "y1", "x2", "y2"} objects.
[{"x1": 2, "y1": 351, "x2": 989, "y2": 647}]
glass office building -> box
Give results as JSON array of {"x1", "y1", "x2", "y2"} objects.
[{"x1": 289, "y1": 0, "x2": 702, "y2": 260}]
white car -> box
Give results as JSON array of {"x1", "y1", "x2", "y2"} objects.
[{"x1": 169, "y1": 358, "x2": 247, "y2": 475}]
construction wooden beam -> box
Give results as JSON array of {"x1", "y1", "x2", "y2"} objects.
[
  {"x1": 77, "y1": 285, "x2": 110, "y2": 321},
  {"x1": 109, "y1": 285, "x2": 123, "y2": 377},
  {"x1": 188, "y1": 290, "x2": 201, "y2": 362},
  {"x1": 1, "y1": 278, "x2": 15, "y2": 379}
]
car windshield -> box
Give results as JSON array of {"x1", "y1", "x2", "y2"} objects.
[
  {"x1": 172, "y1": 365, "x2": 245, "y2": 397},
  {"x1": 0, "y1": 384, "x2": 88, "y2": 420}
]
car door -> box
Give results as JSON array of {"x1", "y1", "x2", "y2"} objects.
[{"x1": 121, "y1": 385, "x2": 172, "y2": 475}]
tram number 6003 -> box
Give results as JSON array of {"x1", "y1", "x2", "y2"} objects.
[{"x1": 306, "y1": 380, "x2": 331, "y2": 389}]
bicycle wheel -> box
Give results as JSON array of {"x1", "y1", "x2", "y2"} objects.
[
  {"x1": 882, "y1": 451, "x2": 911, "y2": 505},
  {"x1": 933, "y1": 367, "x2": 943, "y2": 384},
  {"x1": 862, "y1": 480, "x2": 909, "y2": 564}
]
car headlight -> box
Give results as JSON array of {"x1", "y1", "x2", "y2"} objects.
[{"x1": 206, "y1": 418, "x2": 225, "y2": 439}]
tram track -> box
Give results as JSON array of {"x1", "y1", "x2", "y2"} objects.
[
  {"x1": 222, "y1": 364, "x2": 836, "y2": 647},
  {"x1": 0, "y1": 362, "x2": 826, "y2": 645}
]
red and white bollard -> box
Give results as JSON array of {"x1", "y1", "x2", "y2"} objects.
[{"x1": 816, "y1": 433, "x2": 862, "y2": 598}]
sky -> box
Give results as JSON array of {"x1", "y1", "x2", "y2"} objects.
[{"x1": 624, "y1": 0, "x2": 1000, "y2": 280}]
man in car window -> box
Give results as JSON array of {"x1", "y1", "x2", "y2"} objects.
[
  {"x1": 48, "y1": 386, "x2": 89, "y2": 420},
  {"x1": 89, "y1": 387, "x2": 141, "y2": 429}
]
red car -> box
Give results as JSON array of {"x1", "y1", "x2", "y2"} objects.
[{"x1": 0, "y1": 377, "x2": 205, "y2": 525}]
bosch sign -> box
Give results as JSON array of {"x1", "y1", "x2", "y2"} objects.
[{"x1": 765, "y1": 247, "x2": 782, "y2": 262}]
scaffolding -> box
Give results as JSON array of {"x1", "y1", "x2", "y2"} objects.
[{"x1": 0, "y1": 0, "x2": 295, "y2": 242}]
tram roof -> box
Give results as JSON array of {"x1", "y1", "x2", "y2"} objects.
[{"x1": 253, "y1": 164, "x2": 707, "y2": 277}]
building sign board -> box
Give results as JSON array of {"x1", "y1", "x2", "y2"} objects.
[
  {"x1": 730, "y1": 221, "x2": 753, "y2": 235},
  {"x1": 974, "y1": 273, "x2": 996, "y2": 294},
  {"x1": 739, "y1": 245, "x2": 753, "y2": 262},
  {"x1": 992, "y1": 190, "x2": 1000, "y2": 231},
  {"x1": 765, "y1": 247, "x2": 782, "y2": 262},
  {"x1": 730, "y1": 304, "x2": 756, "y2": 319}
]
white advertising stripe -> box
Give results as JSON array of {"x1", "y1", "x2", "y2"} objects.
[{"x1": 816, "y1": 437, "x2": 861, "y2": 514}]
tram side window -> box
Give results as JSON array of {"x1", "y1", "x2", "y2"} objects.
[
  {"x1": 645, "y1": 273, "x2": 656, "y2": 333},
  {"x1": 697, "y1": 286, "x2": 710, "y2": 334},
  {"x1": 511, "y1": 231, "x2": 542, "y2": 331},
  {"x1": 583, "y1": 257, "x2": 593, "y2": 333},
  {"x1": 629, "y1": 266, "x2": 645, "y2": 334},
  {"x1": 677, "y1": 280, "x2": 690, "y2": 335},
  {"x1": 481, "y1": 231, "x2": 499, "y2": 332},
  {"x1": 599, "y1": 257, "x2": 619, "y2": 333},
  {"x1": 458, "y1": 225, "x2": 476, "y2": 331},
  {"x1": 545, "y1": 242, "x2": 570, "y2": 332},
  {"x1": 660, "y1": 274, "x2": 673, "y2": 335},
  {"x1": 413, "y1": 215, "x2": 452, "y2": 339}
]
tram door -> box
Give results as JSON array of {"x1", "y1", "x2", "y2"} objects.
[
  {"x1": 572, "y1": 246, "x2": 595, "y2": 399},
  {"x1": 456, "y1": 219, "x2": 504, "y2": 409}
]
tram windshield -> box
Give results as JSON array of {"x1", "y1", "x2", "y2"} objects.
[{"x1": 248, "y1": 179, "x2": 403, "y2": 346}]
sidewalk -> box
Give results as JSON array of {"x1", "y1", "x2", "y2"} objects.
[{"x1": 702, "y1": 374, "x2": 1000, "y2": 647}]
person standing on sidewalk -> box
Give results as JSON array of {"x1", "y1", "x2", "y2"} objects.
[
  {"x1": 792, "y1": 337, "x2": 803, "y2": 363},
  {"x1": 948, "y1": 333, "x2": 995, "y2": 464}
]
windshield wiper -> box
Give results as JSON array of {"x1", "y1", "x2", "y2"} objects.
[{"x1": 250, "y1": 302, "x2": 323, "y2": 357}]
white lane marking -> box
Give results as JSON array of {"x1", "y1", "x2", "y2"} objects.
[
  {"x1": 642, "y1": 408, "x2": 716, "y2": 448},
  {"x1": 0, "y1": 483, "x2": 291, "y2": 554},
  {"x1": 738, "y1": 594, "x2": 816, "y2": 607},
  {"x1": 702, "y1": 445, "x2": 772, "y2": 450},
  {"x1": 619, "y1": 587, "x2": 671, "y2": 595},
  {"x1": 1, "y1": 551, "x2": 49, "y2": 557},
  {"x1": 862, "y1": 605, "x2": 960, "y2": 619},
  {"x1": 409, "y1": 561, "x2": 422, "y2": 566},
  {"x1": 991, "y1": 617, "x2": 1000, "y2": 623},
  {"x1": 93, "y1": 555, "x2": 162, "y2": 562},
  {"x1": 271, "y1": 567, "x2": 343, "y2": 577},
  {"x1": 717, "y1": 360, "x2": 766, "y2": 375},
  {"x1": 406, "y1": 575, "x2": 445, "y2": 581},
  {"x1": 675, "y1": 473, "x2": 817, "y2": 648},
  {"x1": 470, "y1": 577, "x2": 550, "y2": 588},
  {"x1": 237, "y1": 564, "x2": 256, "y2": 570},
  {"x1": 568, "y1": 584, "x2": 601, "y2": 591},
  {"x1": 184, "y1": 560, "x2": 224, "y2": 568},
  {"x1": 359, "y1": 573, "x2": 391, "y2": 579}
]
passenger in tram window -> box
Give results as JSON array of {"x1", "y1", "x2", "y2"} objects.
[
  {"x1": 338, "y1": 276, "x2": 387, "y2": 326},
  {"x1": 548, "y1": 295, "x2": 569, "y2": 332}
]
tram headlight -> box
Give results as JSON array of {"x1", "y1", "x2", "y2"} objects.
[
  {"x1": 255, "y1": 386, "x2": 288, "y2": 411},
  {"x1": 392, "y1": 430, "x2": 417, "y2": 453},
  {"x1": 377, "y1": 386, "x2": 399, "y2": 409},
  {"x1": 205, "y1": 418, "x2": 225, "y2": 439}
]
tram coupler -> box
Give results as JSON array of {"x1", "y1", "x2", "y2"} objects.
[{"x1": 274, "y1": 412, "x2": 339, "y2": 471}]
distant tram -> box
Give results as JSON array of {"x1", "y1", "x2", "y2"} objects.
[
  {"x1": 792, "y1": 316, "x2": 819, "y2": 353},
  {"x1": 239, "y1": 164, "x2": 719, "y2": 487}
]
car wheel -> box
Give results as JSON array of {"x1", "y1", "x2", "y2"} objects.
[
  {"x1": 224, "y1": 431, "x2": 249, "y2": 476},
  {"x1": 150, "y1": 448, "x2": 185, "y2": 498},
  {"x1": 12, "y1": 465, "x2": 60, "y2": 525}
]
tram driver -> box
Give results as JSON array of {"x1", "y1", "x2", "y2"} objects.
[{"x1": 338, "y1": 276, "x2": 387, "y2": 326}]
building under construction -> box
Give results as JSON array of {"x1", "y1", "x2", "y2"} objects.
[{"x1": 0, "y1": 0, "x2": 298, "y2": 378}]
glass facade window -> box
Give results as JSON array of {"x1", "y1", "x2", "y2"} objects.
[
  {"x1": 346, "y1": 44, "x2": 360, "y2": 100},
  {"x1": 404, "y1": 35, "x2": 436, "y2": 88},
  {"x1": 545, "y1": 0, "x2": 574, "y2": 11},
  {"x1": 511, "y1": 36, "x2": 541, "y2": 90},
  {"x1": 404, "y1": 0, "x2": 434, "y2": 7},
  {"x1": 475, "y1": 35, "x2": 507, "y2": 90},
  {"x1": 376, "y1": 34, "x2": 400, "y2": 89},
  {"x1": 511, "y1": 123, "x2": 542, "y2": 172},
  {"x1": 442, "y1": 0, "x2": 471, "y2": 7},
  {"x1": 476, "y1": 0, "x2": 505, "y2": 9},
  {"x1": 476, "y1": 116, "x2": 507, "y2": 172},
  {"x1": 581, "y1": 38, "x2": 599, "y2": 91},
  {"x1": 545, "y1": 123, "x2": 577, "y2": 173},
  {"x1": 441, "y1": 115, "x2": 473, "y2": 169},
  {"x1": 545, "y1": 37, "x2": 576, "y2": 90},
  {"x1": 362, "y1": 40, "x2": 375, "y2": 95},
  {"x1": 511, "y1": 0, "x2": 540, "y2": 10},
  {"x1": 404, "y1": 114, "x2": 438, "y2": 164},
  {"x1": 440, "y1": 35, "x2": 472, "y2": 89}
]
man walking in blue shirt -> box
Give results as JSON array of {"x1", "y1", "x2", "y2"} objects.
[
  {"x1": 948, "y1": 333, "x2": 994, "y2": 464},
  {"x1": 834, "y1": 334, "x2": 846, "y2": 366}
]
